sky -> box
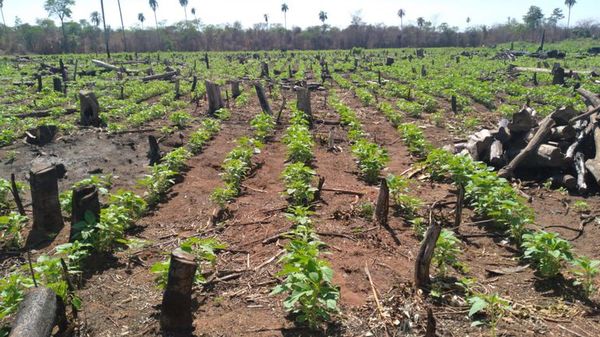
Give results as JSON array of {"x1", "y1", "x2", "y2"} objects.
[{"x1": 4, "y1": 0, "x2": 599, "y2": 30}]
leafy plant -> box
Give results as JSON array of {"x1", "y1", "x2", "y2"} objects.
[
  {"x1": 250, "y1": 112, "x2": 276, "y2": 141},
  {"x1": 282, "y1": 163, "x2": 317, "y2": 206},
  {"x1": 0, "y1": 212, "x2": 27, "y2": 249},
  {"x1": 468, "y1": 292, "x2": 511, "y2": 337},
  {"x1": 351, "y1": 139, "x2": 389, "y2": 184},
  {"x1": 571, "y1": 256, "x2": 600, "y2": 297},
  {"x1": 169, "y1": 110, "x2": 192, "y2": 129},
  {"x1": 433, "y1": 229, "x2": 462, "y2": 276},
  {"x1": 522, "y1": 231, "x2": 573, "y2": 278}
]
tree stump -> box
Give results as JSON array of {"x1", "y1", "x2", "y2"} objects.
[
  {"x1": 191, "y1": 75, "x2": 197, "y2": 93},
  {"x1": 174, "y1": 77, "x2": 181, "y2": 99},
  {"x1": 421, "y1": 65, "x2": 427, "y2": 77},
  {"x1": 552, "y1": 65, "x2": 565, "y2": 85},
  {"x1": 205, "y1": 81, "x2": 225, "y2": 115},
  {"x1": 260, "y1": 61, "x2": 269, "y2": 78},
  {"x1": 451, "y1": 95, "x2": 457, "y2": 113},
  {"x1": 375, "y1": 178, "x2": 389, "y2": 226},
  {"x1": 414, "y1": 221, "x2": 442, "y2": 291},
  {"x1": 78, "y1": 90, "x2": 100, "y2": 127},
  {"x1": 160, "y1": 249, "x2": 198, "y2": 333},
  {"x1": 204, "y1": 52, "x2": 210, "y2": 69},
  {"x1": 70, "y1": 185, "x2": 100, "y2": 242},
  {"x1": 52, "y1": 77, "x2": 62, "y2": 93},
  {"x1": 254, "y1": 82, "x2": 272, "y2": 115},
  {"x1": 148, "y1": 135, "x2": 162, "y2": 166},
  {"x1": 231, "y1": 80, "x2": 241, "y2": 99},
  {"x1": 385, "y1": 57, "x2": 394, "y2": 66},
  {"x1": 9, "y1": 287, "x2": 62, "y2": 337},
  {"x1": 36, "y1": 74, "x2": 42, "y2": 93},
  {"x1": 296, "y1": 87, "x2": 312, "y2": 125},
  {"x1": 30, "y1": 164, "x2": 64, "y2": 237},
  {"x1": 25, "y1": 125, "x2": 58, "y2": 146}
]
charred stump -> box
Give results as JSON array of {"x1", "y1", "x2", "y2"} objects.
[
  {"x1": 254, "y1": 82, "x2": 272, "y2": 115},
  {"x1": 374, "y1": 178, "x2": 389, "y2": 227},
  {"x1": 78, "y1": 90, "x2": 101, "y2": 127},
  {"x1": 231, "y1": 80, "x2": 241, "y2": 99},
  {"x1": 160, "y1": 249, "x2": 198, "y2": 333},
  {"x1": 70, "y1": 185, "x2": 100, "y2": 242},
  {"x1": 29, "y1": 165, "x2": 64, "y2": 238},
  {"x1": 52, "y1": 77, "x2": 62, "y2": 93},
  {"x1": 205, "y1": 81, "x2": 225, "y2": 115},
  {"x1": 296, "y1": 87, "x2": 312, "y2": 125},
  {"x1": 414, "y1": 221, "x2": 442, "y2": 291}
]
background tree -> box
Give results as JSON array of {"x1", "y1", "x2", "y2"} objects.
[
  {"x1": 138, "y1": 13, "x2": 145, "y2": 29},
  {"x1": 179, "y1": 0, "x2": 188, "y2": 23},
  {"x1": 397, "y1": 9, "x2": 405, "y2": 29},
  {"x1": 117, "y1": 0, "x2": 127, "y2": 51},
  {"x1": 99, "y1": 0, "x2": 110, "y2": 58},
  {"x1": 417, "y1": 17, "x2": 425, "y2": 28},
  {"x1": 0, "y1": 0, "x2": 6, "y2": 28},
  {"x1": 466, "y1": 17, "x2": 471, "y2": 25},
  {"x1": 523, "y1": 6, "x2": 544, "y2": 29},
  {"x1": 281, "y1": 3, "x2": 288, "y2": 30},
  {"x1": 263, "y1": 13, "x2": 268, "y2": 30},
  {"x1": 90, "y1": 11, "x2": 101, "y2": 27},
  {"x1": 44, "y1": 0, "x2": 74, "y2": 52},
  {"x1": 548, "y1": 8, "x2": 564, "y2": 26},
  {"x1": 318, "y1": 10, "x2": 327, "y2": 27},
  {"x1": 565, "y1": 0, "x2": 576, "y2": 28},
  {"x1": 149, "y1": 0, "x2": 159, "y2": 30}
]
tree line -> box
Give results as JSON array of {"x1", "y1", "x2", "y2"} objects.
[{"x1": 0, "y1": 0, "x2": 598, "y2": 55}]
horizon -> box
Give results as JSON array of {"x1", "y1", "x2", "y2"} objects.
[{"x1": 3, "y1": 0, "x2": 599, "y2": 31}]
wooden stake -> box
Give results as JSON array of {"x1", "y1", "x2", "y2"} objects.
[{"x1": 10, "y1": 173, "x2": 25, "y2": 216}]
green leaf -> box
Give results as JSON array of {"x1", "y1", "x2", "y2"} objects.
[{"x1": 468, "y1": 296, "x2": 488, "y2": 317}]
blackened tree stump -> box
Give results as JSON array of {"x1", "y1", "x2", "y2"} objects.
[
  {"x1": 8, "y1": 287, "x2": 61, "y2": 337},
  {"x1": 160, "y1": 249, "x2": 198, "y2": 333},
  {"x1": 414, "y1": 221, "x2": 442, "y2": 291},
  {"x1": 231, "y1": 80, "x2": 241, "y2": 99},
  {"x1": 78, "y1": 90, "x2": 101, "y2": 127},
  {"x1": 30, "y1": 165, "x2": 64, "y2": 238},
  {"x1": 254, "y1": 82, "x2": 272, "y2": 115},
  {"x1": 147, "y1": 135, "x2": 162, "y2": 166},
  {"x1": 296, "y1": 87, "x2": 312, "y2": 125},
  {"x1": 52, "y1": 77, "x2": 62, "y2": 93},
  {"x1": 70, "y1": 185, "x2": 100, "y2": 242},
  {"x1": 205, "y1": 81, "x2": 225, "y2": 115},
  {"x1": 374, "y1": 178, "x2": 389, "y2": 226}
]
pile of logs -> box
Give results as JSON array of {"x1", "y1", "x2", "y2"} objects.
[{"x1": 444, "y1": 88, "x2": 600, "y2": 192}]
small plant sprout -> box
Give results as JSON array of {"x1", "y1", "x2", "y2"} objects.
[
  {"x1": 571, "y1": 256, "x2": 600, "y2": 297},
  {"x1": 468, "y1": 292, "x2": 511, "y2": 337}
]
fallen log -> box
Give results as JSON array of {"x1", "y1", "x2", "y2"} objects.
[
  {"x1": 489, "y1": 140, "x2": 505, "y2": 166},
  {"x1": 91, "y1": 59, "x2": 129, "y2": 74},
  {"x1": 510, "y1": 66, "x2": 594, "y2": 76},
  {"x1": 575, "y1": 152, "x2": 588, "y2": 193},
  {"x1": 8, "y1": 287, "x2": 62, "y2": 337},
  {"x1": 577, "y1": 88, "x2": 600, "y2": 108},
  {"x1": 142, "y1": 70, "x2": 179, "y2": 82},
  {"x1": 585, "y1": 124, "x2": 600, "y2": 186},
  {"x1": 499, "y1": 110, "x2": 557, "y2": 178}
]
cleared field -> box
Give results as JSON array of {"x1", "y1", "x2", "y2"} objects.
[{"x1": 1, "y1": 41, "x2": 600, "y2": 336}]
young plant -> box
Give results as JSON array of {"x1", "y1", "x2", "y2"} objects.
[
  {"x1": 0, "y1": 212, "x2": 27, "y2": 249},
  {"x1": 250, "y1": 112, "x2": 276, "y2": 141},
  {"x1": 432, "y1": 229, "x2": 461, "y2": 277},
  {"x1": 468, "y1": 292, "x2": 511, "y2": 337},
  {"x1": 521, "y1": 231, "x2": 573, "y2": 278},
  {"x1": 169, "y1": 110, "x2": 192, "y2": 129},
  {"x1": 351, "y1": 139, "x2": 389, "y2": 184},
  {"x1": 281, "y1": 163, "x2": 317, "y2": 206},
  {"x1": 571, "y1": 256, "x2": 600, "y2": 297}
]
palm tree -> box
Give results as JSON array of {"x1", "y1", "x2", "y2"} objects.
[
  {"x1": 397, "y1": 9, "x2": 405, "y2": 29},
  {"x1": 0, "y1": 0, "x2": 6, "y2": 28},
  {"x1": 117, "y1": 0, "x2": 127, "y2": 51},
  {"x1": 138, "y1": 13, "x2": 145, "y2": 29},
  {"x1": 466, "y1": 17, "x2": 471, "y2": 25},
  {"x1": 90, "y1": 11, "x2": 101, "y2": 27},
  {"x1": 417, "y1": 17, "x2": 425, "y2": 29},
  {"x1": 281, "y1": 3, "x2": 289, "y2": 30},
  {"x1": 149, "y1": 0, "x2": 159, "y2": 30},
  {"x1": 99, "y1": 0, "x2": 110, "y2": 58},
  {"x1": 179, "y1": 0, "x2": 188, "y2": 22},
  {"x1": 191, "y1": 7, "x2": 199, "y2": 29},
  {"x1": 264, "y1": 13, "x2": 269, "y2": 29},
  {"x1": 565, "y1": 0, "x2": 576, "y2": 28},
  {"x1": 319, "y1": 10, "x2": 327, "y2": 26}
]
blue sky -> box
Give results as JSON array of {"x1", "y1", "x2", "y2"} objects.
[{"x1": 4, "y1": 0, "x2": 599, "y2": 30}]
